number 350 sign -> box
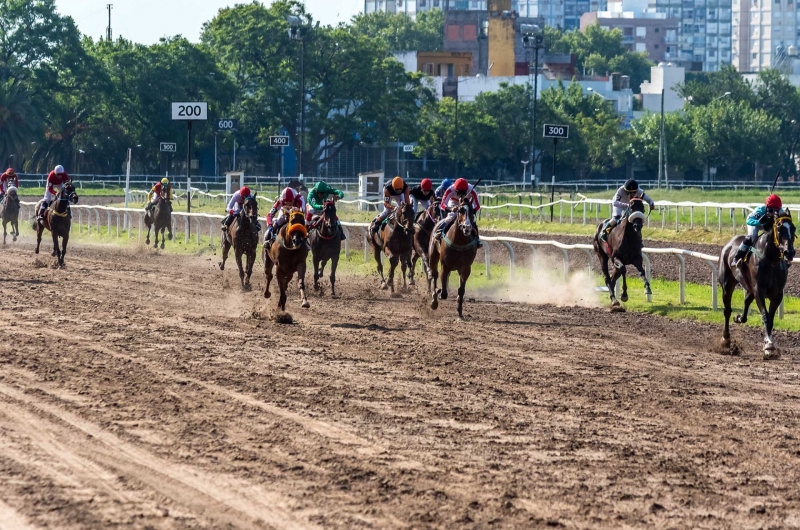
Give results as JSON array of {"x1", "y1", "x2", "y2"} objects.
[{"x1": 172, "y1": 102, "x2": 208, "y2": 121}]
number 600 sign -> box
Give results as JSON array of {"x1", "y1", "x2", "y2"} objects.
[{"x1": 172, "y1": 102, "x2": 208, "y2": 121}]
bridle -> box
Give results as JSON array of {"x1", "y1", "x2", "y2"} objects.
[
  {"x1": 771, "y1": 215, "x2": 796, "y2": 261},
  {"x1": 316, "y1": 201, "x2": 338, "y2": 241}
]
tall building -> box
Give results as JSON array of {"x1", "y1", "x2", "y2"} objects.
[
  {"x1": 732, "y1": 0, "x2": 800, "y2": 72},
  {"x1": 651, "y1": 0, "x2": 732, "y2": 71},
  {"x1": 363, "y1": 0, "x2": 488, "y2": 15}
]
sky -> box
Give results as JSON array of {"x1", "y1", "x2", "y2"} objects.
[{"x1": 54, "y1": 0, "x2": 363, "y2": 44}]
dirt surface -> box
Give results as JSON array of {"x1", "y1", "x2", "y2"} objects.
[{"x1": 2, "y1": 240, "x2": 800, "y2": 529}]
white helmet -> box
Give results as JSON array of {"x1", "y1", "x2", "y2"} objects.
[{"x1": 54, "y1": 165, "x2": 65, "y2": 174}]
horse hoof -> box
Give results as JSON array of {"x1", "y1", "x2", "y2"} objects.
[
  {"x1": 621, "y1": 294, "x2": 629, "y2": 303},
  {"x1": 441, "y1": 292, "x2": 448, "y2": 300},
  {"x1": 431, "y1": 298, "x2": 439, "y2": 310},
  {"x1": 734, "y1": 315, "x2": 745, "y2": 324},
  {"x1": 721, "y1": 337, "x2": 731, "y2": 349},
  {"x1": 34, "y1": 248, "x2": 39, "y2": 255},
  {"x1": 145, "y1": 239, "x2": 150, "y2": 245},
  {"x1": 645, "y1": 287, "x2": 652, "y2": 296},
  {"x1": 380, "y1": 282, "x2": 388, "y2": 290},
  {"x1": 264, "y1": 291, "x2": 271, "y2": 299},
  {"x1": 764, "y1": 345, "x2": 780, "y2": 360},
  {"x1": 301, "y1": 300, "x2": 310, "y2": 309},
  {"x1": 611, "y1": 299, "x2": 620, "y2": 306},
  {"x1": 219, "y1": 262, "x2": 225, "y2": 270}
]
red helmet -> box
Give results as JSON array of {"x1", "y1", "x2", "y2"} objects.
[
  {"x1": 454, "y1": 178, "x2": 469, "y2": 193},
  {"x1": 421, "y1": 178, "x2": 433, "y2": 191},
  {"x1": 766, "y1": 194, "x2": 782, "y2": 210},
  {"x1": 281, "y1": 187, "x2": 296, "y2": 202},
  {"x1": 240, "y1": 186, "x2": 251, "y2": 197}
]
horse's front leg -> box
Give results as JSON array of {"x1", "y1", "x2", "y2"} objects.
[
  {"x1": 409, "y1": 250, "x2": 417, "y2": 286},
  {"x1": 159, "y1": 227, "x2": 166, "y2": 249},
  {"x1": 388, "y1": 255, "x2": 399, "y2": 294},
  {"x1": 234, "y1": 250, "x2": 246, "y2": 289},
  {"x1": 374, "y1": 243, "x2": 387, "y2": 289},
  {"x1": 2, "y1": 221, "x2": 7, "y2": 245},
  {"x1": 735, "y1": 292, "x2": 754, "y2": 324},
  {"x1": 329, "y1": 254, "x2": 339, "y2": 298},
  {"x1": 60, "y1": 232, "x2": 69, "y2": 268},
  {"x1": 440, "y1": 268, "x2": 451, "y2": 300},
  {"x1": 245, "y1": 250, "x2": 255, "y2": 287},
  {"x1": 262, "y1": 248, "x2": 274, "y2": 299},
  {"x1": 633, "y1": 259, "x2": 651, "y2": 295},
  {"x1": 312, "y1": 255, "x2": 321, "y2": 292},
  {"x1": 35, "y1": 223, "x2": 42, "y2": 255},
  {"x1": 297, "y1": 259, "x2": 310, "y2": 309},
  {"x1": 457, "y1": 267, "x2": 471, "y2": 319},
  {"x1": 429, "y1": 247, "x2": 440, "y2": 308},
  {"x1": 765, "y1": 295, "x2": 781, "y2": 359},
  {"x1": 12, "y1": 219, "x2": 18, "y2": 241},
  {"x1": 620, "y1": 267, "x2": 629, "y2": 303},
  {"x1": 400, "y1": 252, "x2": 410, "y2": 291},
  {"x1": 145, "y1": 223, "x2": 152, "y2": 245},
  {"x1": 276, "y1": 269, "x2": 288, "y2": 310}
]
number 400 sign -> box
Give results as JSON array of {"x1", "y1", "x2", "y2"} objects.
[{"x1": 172, "y1": 102, "x2": 208, "y2": 121}]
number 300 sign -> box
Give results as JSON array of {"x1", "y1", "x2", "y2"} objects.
[{"x1": 172, "y1": 102, "x2": 208, "y2": 121}]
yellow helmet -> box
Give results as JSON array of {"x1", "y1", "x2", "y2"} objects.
[
  {"x1": 161, "y1": 178, "x2": 169, "y2": 185},
  {"x1": 392, "y1": 176, "x2": 404, "y2": 190}
]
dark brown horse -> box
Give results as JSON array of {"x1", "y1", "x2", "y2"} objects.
[
  {"x1": 1, "y1": 187, "x2": 20, "y2": 244},
  {"x1": 428, "y1": 196, "x2": 479, "y2": 319},
  {"x1": 220, "y1": 194, "x2": 260, "y2": 290},
  {"x1": 35, "y1": 182, "x2": 78, "y2": 267},
  {"x1": 263, "y1": 209, "x2": 310, "y2": 311},
  {"x1": 409, "y1": 200, "x2": 439, "y2": 292},
  {"x1": 308, "y1": 200, "x2": 341, "y2": 297},
  {"x1": 592, "y1": 198, "x2": 651, "y2": 307},
  {"x1": 370, "y1": 202, "x2": 414, "y2": 293},
  {"x1": 144, "y1": 192, "x2": 173, "y2": 249},
  {"x1": 719, "y1": 213, "x2": 795, "y2": 359}
]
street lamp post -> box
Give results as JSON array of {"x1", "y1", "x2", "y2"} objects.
[
  {"x1": 288, "y1": 16, "x2": 309, "y2": 180},
  {"x1": 522, "y1": 24, "x2": 544, "y2": 187}
]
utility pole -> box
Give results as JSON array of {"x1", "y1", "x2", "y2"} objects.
[
  {"x1": 658, "y1": 88, "x2": 664, "y2": 189},
  {"x1": 106, "y1": 4, "x2": 113, "y2": 41}
]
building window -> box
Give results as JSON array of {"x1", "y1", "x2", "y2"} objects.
[
  {"x1": 636, "y1": 42, "x2": 647, "y2": 51},
  {"x1": 636, "y1": 26, "x2": 647, "y2": 37},
  {"x1": 463, "y1": 24, "x2": 477, "y2": 40},
  {"x1": 446, "y1": 24, "x2": 460, "y2": 41},
  {"x1": 655, "y1": 27, "x2": 660, "y2": 32},
  {"x1": 655, "y1": 44, "x2": 660, "y2": 48},
  {"x1": 753, "y1": 52, "x2": 758, "y2": 58}
]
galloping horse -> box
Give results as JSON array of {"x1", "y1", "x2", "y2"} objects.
[
  {"x1": 428, "y1": 196, "x2": 479, "y2": 319},
  {"x1": 719, "y1": 213, "x2": 796, "y2": 359},
  {"x1": 370, "y1": 202, "x2": 414, "y2": 293},
  {"x1": 308, "y1": 200, "x2": 341, "y2": 297},
  {"x1": 409, "y1": 200, "x2": 439, "y2": 292},
  {"x1": 145, "y1": 191, "x2": 173, "y2": 249},
  {"x1": 592, "y1": 198, "x2": 652, "y2": 307},
  {"x1": 35, "y1": 182, "x2": 78, "y2": 267},
  {"x1": 2, "y1": 187, "x2": 20, "y2": 244},
  {"x1": 263, "y1": 208, "x2": 310, "y2": 311},
  {"x1": 220, "y1": 194, "x2": 260, "y2": 290}
]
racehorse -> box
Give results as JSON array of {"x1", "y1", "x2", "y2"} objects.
[
  {"x1": 409, "y1": 200, "x2": 439, "y2": 292},
  {"x1": 220, "y1": 194, "x2": 260, "y2": 290},
  {"x1": 308, "y1": 200, "x2": 341, "y2": 297},
  {"x1": 263, "y1": 208, "x2": 310, "y2": 311},
  {"x1": 144, "y1": 191, "x2": 173, "y2": 249},
  {"x1": 592, "y1": 197, "x2": 652, "y2": 307},
  {"x1": 34, "y1": 182, "x2": 78, "y2": 268},
  {"x1": 428, "y1": 195, "x2": 479, "y2": 319},
  {"x1": 719, "y1": 212, "x2": 796, "y2": 359},
  {"x1": 1, "y1": 187, "x2": 20, "y2": 244},
  {"x1": 370, "y1": 202, "x2": 414, "y2": 293}
]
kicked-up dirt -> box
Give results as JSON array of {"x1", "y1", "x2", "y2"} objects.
[{"x1": 1, "y1": 241, "x2": 800, "y2": 529}]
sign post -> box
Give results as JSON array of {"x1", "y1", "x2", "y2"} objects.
[
  {"x1": 172, "y1": 102, "x2": 208, "y2": 238},
  {"x1": 270, "y1": 136, "x2": 290, "y2": 179},
  {"x1": 217, "y1": 119, "x2": 238, "y2": 174},
  {"x1": 160, "y1": 142, "x2": 177, "y2": 178},
  {"x1": 543, "y1": 124, "x2": 569, "y2": 221}
]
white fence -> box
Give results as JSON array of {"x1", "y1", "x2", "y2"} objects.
[{"x1": 18, "y1": 202, "x2": 797, "y2": 319}]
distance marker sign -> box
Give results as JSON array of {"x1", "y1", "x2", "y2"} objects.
[
  {"x1": 171, "y1": 102, "x2": 208, "y2": 121},
  {"x1": 269, "y1": 136, "x2": 290, "y2": 147},
  {"x1": 160, "y1": 142, "x2": 177, "y2": 153},
  {"x1": 543, "y1": 124, "x2": 569, "y2": 139}
]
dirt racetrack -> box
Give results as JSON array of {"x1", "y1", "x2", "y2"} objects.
[{"x1": 2, "y1": 241, "x2": 800, "y2": 529}]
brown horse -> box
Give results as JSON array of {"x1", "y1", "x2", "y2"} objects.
[
  {"x1": 428, "y1": 196, "x2": 479, "y2": 319},
  {"x1": 1, "y1": 187, "x2": 20, "y2": 244},
  {"x1": 144, "y1": 192, "x2": 173, "y2": 249},
  {"x1": 263, "y1": 209, "x2": 310, "y2": 311},
  {"x1": 719, "y1": 213, "x2": 795, "y2": 359},
  {"x1": 370, "y1": 202, "x2": 414, "y2": 293},
  {"x1": 308, "y1": 199, "x2": 342, "y2": 297},
  {"x1": 34, "y1": 182, "x2": 78, "y2": 267},
  {"x1": 220, "y1": 194, "x2": 260, "y2": 290},
  {"x1": 409, "y1": 200, "x2": 439, "y2": 292},
  {"x1": 592, "y1": 198, "x2": 651, "y2": 307}
]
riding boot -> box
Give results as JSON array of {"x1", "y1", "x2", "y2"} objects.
[
  {"x1": 254, "y1": 220, "x2": 262, "y2": 232},
  {"x1": 338, "y1": 221, "x2": 346, "y2": 240},
  {"x1": 220, "y1": 214, "x2": 229, "y2": 227},
  {"x1": 264, "y1": 225, "x2": 274, "y2": 244},
  {"x1": 732, "y1": 244, "x2": 750, "y2": 267},
  {"x1": 370, "y1": 217, "x2": 380, "y2": 237},
  {"x1": 224, "y1": 214, "x2": 235, "y2": 228}
]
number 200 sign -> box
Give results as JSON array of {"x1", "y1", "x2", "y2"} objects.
[
  {"x1": 543, "y1": 124, "x2": 569, "y2": 139},
  {"x1": 171, "y1": 102, "x2": 208, "y2": 121}
]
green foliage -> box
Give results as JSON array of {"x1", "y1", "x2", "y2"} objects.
[
  {"x1": 350, "y1": 9, "x2": 443, "y2": 52},
  {"x1": 627, "y1": 112, "x2": 696, "y2": 172}
]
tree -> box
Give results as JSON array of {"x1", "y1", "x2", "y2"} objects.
[
  {"x1": 678, "y1": 65, "x2": 755, "y2": 107},
  {"x1": 751, "y1": 69, "x2": 800, "y2": 176},
  {"x1": 203, "y1": 1, "x2": 433, "y2": 175},
  {"x1": 350, "y1": 10, "x2": 443, "y2": 52},
  {"x1": 0, "y1": 80, "x2": 40, "y2": 165},
  {"x1": 626, "y1": 112, "x2": 697, "y2": 172},
  {"x1": 474, "y1": 83, "x2": 532, "y2": 174}
]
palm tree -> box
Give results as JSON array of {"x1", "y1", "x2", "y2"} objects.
[{"x1": 0, "y1": 80, "x2": 41, "y2": 167}]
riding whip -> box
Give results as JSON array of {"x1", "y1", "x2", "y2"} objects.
[{"x1": 771, "y1": 171, "x2": 781, "y2": 194}]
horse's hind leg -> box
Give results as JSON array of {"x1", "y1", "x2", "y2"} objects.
[
  {"x1": 297, "y1": 260, "x2": 310, "y2": 309},
  {"x1": 60, "y1": 233, "x2": 69, "y2": 267},
  {"x1": 457, "y1": 267, "x2": 471, "y2": 319},
  {"x1": 409, "y1": 252, "x2": 417, "y2": 287},
  {"x1": 374, "y1": 244, "x2": 387, "y2": 289},
  {"x1": 400, "y1": 253, "x2": 409, "y2": 291},
  {"x1": 387, "y1": 256, "x2": 399, "y2": 294},
  {"x1": 720, "y1": 273, "x2": 737, "y2": 348},
  {"x1": 312, "y1": 256, "x2": 321, "y2": 291},
  {"x1": 262, "y1": 248, "x2": 274, "y2": 299},
  {"x1": 440, "y1": 268, "x2": 451, "y2": 300},
  {"x1": 219, "y1": 237, "x2": 231, "y2": 271}
]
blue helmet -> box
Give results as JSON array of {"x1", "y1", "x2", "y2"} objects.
[{"x1": 441, "y1": 178, "x2": 453, "y2": 189}]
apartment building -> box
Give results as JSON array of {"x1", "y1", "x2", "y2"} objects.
[
  {"x1": 364, "y1": 0, "x2": 488, "y2": 15},
  {"x1": 732, "y1": 0, "x2": 800, "y2": 72},
  {"x1": 651, "y1": 0, "x2": 732, "y2": 71}
]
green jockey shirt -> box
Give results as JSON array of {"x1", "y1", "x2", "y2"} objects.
[{"x1": 308, "y1": 182, "x2": 344, "y2": 212}]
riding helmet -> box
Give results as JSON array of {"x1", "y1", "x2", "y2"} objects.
[
  {"x1": 623, "y1": 179, "x2": 638, "y2": 193},
  {"x1": 421, "y1": 178, "x2": 433, "y2": 191},
  {"x1": 4, "y1": 168, "x2": 15, "y2": 176},
  {"x1": 280, "y1": 187, "x2": 296, "y2": 202},
  {"x1": 392, "y1": 176, "x2": 404, "y2": 190},
  {"x1": 54, "y1": 165, "x2": 65, "y2": 175},
  {"x1": 161, "y1": 177, "x2": 169, "y2": 185},
  {"x1": 454, "y1": 178, "x2": 469, "y2": 193},
  {"x1": 441, "y1": 178, "x2": 453, "y2": 189},
  {"x1": 766, "y1": 194, "x2": 782, "y2": 210},
  {"x1": 241, "y1": 186, "x2": 252, "y2": 197}
]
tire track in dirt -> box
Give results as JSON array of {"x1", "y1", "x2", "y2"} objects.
[{"x1": 0, "y1": 380, "x2": 319, "y2": 530}]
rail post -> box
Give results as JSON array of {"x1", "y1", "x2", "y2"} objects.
[
  {"x1": 499, "y1": 240, "x2": 515, "y2": 278},
  {"x1": 583, "y1": 202, "x2": 587, "y2": 225},
  {"x1": 704, "y1": 260, "x2": 718, "y2": 310},
  {"x1": 780, "y1": 292, "x2": 785, "y2": 320},
  {"x1": 209, "y1": 218, "x2": 214, "y2": 246},
  {"x1": 364, "y1": 234, "x2": 369, "y2": 263},
  {"x1": 642, "y1": 252, "x2": 652, "y2": 302},
  {"x1": 582, "y1": 248, "x2": 593, "y2": 277},
  {"x1": 77, "y1": 210, "x2": 82, "y2": 233},
  {"x1": 484, "y1": 243, "x2": 491, "y2": 279},
  {"x1": 530, "y1": 247, "x2": 538, "y2": 278},
  {"x1": 676, "y1": 254, "x2": 686, "y2": 304},
  {"x1": 342, "y1": 226, "x2": 351, "y2": 259},
  {"x1": 116, "y1": 212, "x2": 120, "y2": 237},
  {"x1": 138, "y1": 213, "x2": 143, "y2": 243},
  {"x1": 561, "y1": 248, "x2": 569, "y2": 281},
  {"x1": 704, "y1": 206, "x2": 708, "y2": 230}
]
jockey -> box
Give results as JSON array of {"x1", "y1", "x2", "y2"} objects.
[
  {"x1": 265, "y1": 186, "x2": 305, "y2": 243},
  {"x1": 410, "y1": 178, "x2": 435, "y2": 213},
  {"x1": 0, "y1": 168, "x2": 18, "y2": 203},
  {"x1": 434, "y1": 178, "x2": 453, "y2": 200},
  {"x1": 222, "y1": 186, "x2": 260, "y2": 231},
  {"x1": 145, "y1": 178, "x2": 173, "y2": 213},
  {"x1": 434, "y1": 178, "x2": 482, "y2": 248},
  {"x1": 306, "y1": 180, "x2": 346, "y2": 240},
  {"x1": 732, "y1": 194, "x2": 784, "y2": 267},
  {"x1": 370, "y1": 176, "x2": 410, "y2": 236},
  {"x1": 39, "y1": 165, "x2": 70, "y2": 219},
  {"x1": 599, "y1": 179, "x2": 654, "y2": 242}
]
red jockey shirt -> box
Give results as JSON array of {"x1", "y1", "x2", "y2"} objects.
[{"x1": 46, "y1": 171, "x2": 71, "y2": 194}]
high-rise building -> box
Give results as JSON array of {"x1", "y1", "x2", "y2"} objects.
[
  {"x1": 363, "y1": 0, "x2": 488, "y2": 15},
  {"x1": 732, "y1": 0, "x2": 800, "y2": 72},
  {"x1": 651, "y1": 0, "x2": 732, "y2": 71}
]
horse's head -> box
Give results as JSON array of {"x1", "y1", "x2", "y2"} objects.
[
  {"x1": 323, "y1": 200, "x2": 337, "y2": 221},
  {"x1": 774, "y1": 211, "x2": 796, "y2": 263},
  {"x1": 243, "y1": 194, "x2": 259, "y2": 221},
  {"x1": 7, "y1": 186, "x2": 17, "y2": 200},
  {"x1": 397, "y1": 202, "x2": 415, "y2": 232},
  {"x1": 627, "y1": 198, "x2": 646, "y2": 233},
  {"x1": 457, "y1": 195, "x2": 475, "y2": 238},
  {"x1": 64, "y1": 182, "x2": 79, "y2": 204}
]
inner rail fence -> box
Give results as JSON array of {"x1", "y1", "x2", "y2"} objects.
[{"x1": 18, "y1": 202, "x2": 798, "y2": 319}]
